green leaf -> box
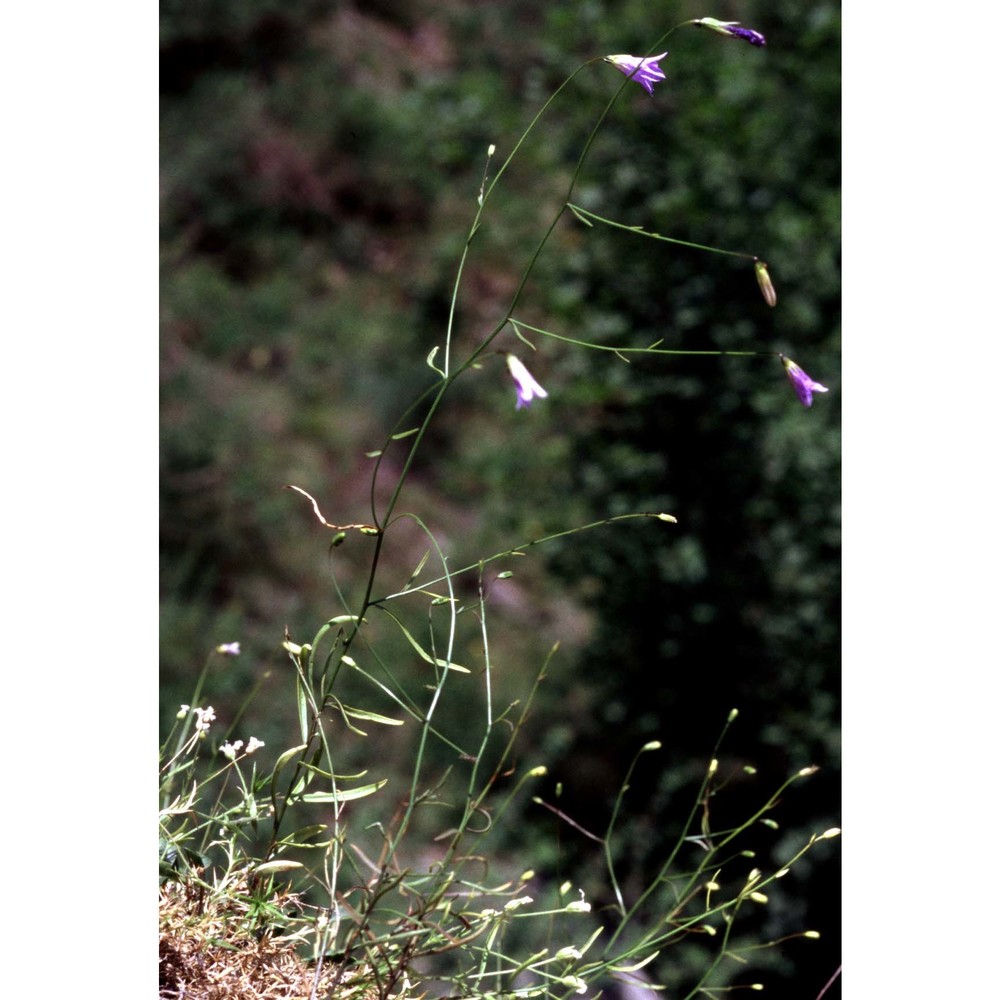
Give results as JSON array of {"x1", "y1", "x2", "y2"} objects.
[
  {"x1": 342, "y1": 705, "x2": 404, "y2": 726},
  {"x1": 278, "y1": 823, "x2": 327, "y2": 843},
  {"x1": 296, "y1": 676, "x2": 310, "y2": 743},
  {"x1": 299, "y1": 760, "x2": 370, "y2": 781},
  {"x1": 270, "y1": 744, "x2": 308, "y2": 818},
  {"x1": 254, "y1": 860, "x2": 304, "y2": 874},
  {"x1": 610, "y1": 950, "x2": 660, "y2": 973},
  {"x1": 381, "y1": 609, "x2": 470, "y2": 673},
  {"x1": 405, "y1": 550, "x2": 431, "y2": 589},
  {"x1": 271, "y1": 744, "x2": 308, "y2": 782},
  {"x1": 301, "y1": 778, "x2": 388, "y2": 803}
]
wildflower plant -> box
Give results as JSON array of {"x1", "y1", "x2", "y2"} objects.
[{"x1": 161, "y1": 9, "x2": 838, "y2": 1000}]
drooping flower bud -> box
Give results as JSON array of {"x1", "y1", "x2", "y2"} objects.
[
  {"x1": 755, "y1": 260, "x2": 777, "y2": 307},
  {"x1": 694, "y1": 19, "x2": 767, "y2": 47}
]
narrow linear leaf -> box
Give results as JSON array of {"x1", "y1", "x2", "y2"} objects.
[
  {"x1": 254, "y1": 860, "x2": 304, "y2": 874},
  {"x1": 302, "y1": 779, "x2": 388, "y2": 804},
  {"x1": 270, "y1": 743, "x2": 308, "y2": 819},
  {"x1": 611, "y1": 950, "x2": 661, "y2": 974},
  {"x1": 509, "y1": 321, "x2": 537, "y2": 350},
  {"x1": 276, "y1": 824, "x2": 327, "y2": 843},
  {"x1": 271, "y1": 745, "x2": 308, "y2": 785},
  {"x1": 385, "y1": 612, "x2": 470, "y2": 673},
  {"x1": 342, "y1": 706, "x2": 405, "y2": 726},
  {"x1": 577, "y1": 926, "x2": 604, "y2": 956},
  {"x1": 406, "y1": 550, "x2": 431, "y2": 588},
  {"x1": 296, "y1": 677, "x2": 309, "y2": 743},
  {"x1": 329, "y1": 695, "x2": 370, "y2": 737},
  {"x1": 300, "y1": 762, "x2": 370, "y2": 781},
  {"x1": 426, "y1": 345, "x2": 445, "y2": 375}
]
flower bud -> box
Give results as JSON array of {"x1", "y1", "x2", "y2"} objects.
[
  {"x1": 755, "y1": 260, "x2": 777, "y2": 307},
  {"x1": 694, "y1": 18, "x2": 767, "y2": 47},
  {"x1": 504, "y1": 895, "x2": 533, "y2": 911}
]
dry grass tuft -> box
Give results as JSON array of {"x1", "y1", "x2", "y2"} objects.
[{"x1": 159, "y1": 876, "x2": 351, "y2": 1000}]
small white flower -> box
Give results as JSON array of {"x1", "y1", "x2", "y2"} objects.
[
  {"x1": 504, "y1": 895, "x2": 533, "y2": 911},
  {"x1": 245, "y1": 736, "x2": 266, "y2": 754},
  {"x1": 555, "y1": 946, "x2": 582, "y2": 961},
  {"x1": 193, "y1": 706, "x2": 216, "y2": 732},
  {"x1": 221, "y1": 740, "x2": 243, "y2": 760},
  {"x1": 216, "y1": 642, "x2": 241, "y2": 656}
]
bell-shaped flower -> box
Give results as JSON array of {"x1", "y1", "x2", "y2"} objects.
[
  {"x1": 780, "y1": 354, "x2": 828, "y2": 408},
  {"x1": 694, "y1": 19, "x2": 767, "y2": 47},
  {"x1": 604, "y1": 52, "x2": 668, "y2": 95},
  {"x1": 506, "y1": 354, "x2": 548, "y2": 409}
]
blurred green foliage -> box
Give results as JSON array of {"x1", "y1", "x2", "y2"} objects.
[{"x1": 161, "y1": 1, "x2": 839, "y2": 995}]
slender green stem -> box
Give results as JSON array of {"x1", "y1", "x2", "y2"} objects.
[
  {"x1": 511, "y1": 317, "x2": 772, "y2": 358},
  {"x1": 605, "y1": 712, "x2": 738, "y2": 952},
  {"x1": 604, "y1": 741, "x2": 663, "y2": 915},
  {"x1": 567, "y1": 203, "x2": 758, "y2": 262},
  {"x1": 338, "y1": 45, "x2": 687, "y2": 690},
  {"x1": 377, "y1": 511, "x2": 674, "y2": 603}
]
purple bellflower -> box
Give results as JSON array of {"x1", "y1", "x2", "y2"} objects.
[
  {"x1": 506, "y1": 354, "x2": 548, "y2": 410},
  {"x1": 780, "y1": 355, "x2": 828, "y2": 408},
  {"x1": 694, "y1": 18, "x2": 767, "y2": 47},
  {"x1": 604, "y1": 52, "x2": 668, "y2": 95}
]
